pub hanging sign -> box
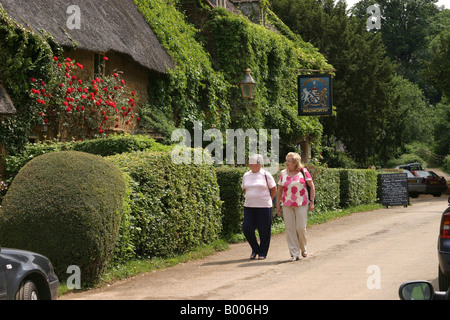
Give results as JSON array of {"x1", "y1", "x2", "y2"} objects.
[{"x1": 298, "y1": 74, "x2": 333, "y2": 116}]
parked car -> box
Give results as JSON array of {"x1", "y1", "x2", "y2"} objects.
[
  {"x1": 399, "y1": 196, "x2": 450, "y2": 300},
  {"x1": 402, "y1": 169, "x2": 426, "y2": 198},
  {"x1": 395, "y1": 163, "x2": 424, "y2": 171},
  {"x1": 411, "y1": 170, "x2": 448, "y2": 197},
  {"x1": 399, "y1": 281, "x2": 449, "y2": 300},
  {"x1": 0, "y1": 246, "x2": 59, "y2": 300},
  {"x1": 438, "y1": 196, "x2": 450, "y2": 291}
]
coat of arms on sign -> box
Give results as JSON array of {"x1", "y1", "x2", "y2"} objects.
[{"x1": 298, "y1": 74, "x2": 332, "y2": 116}]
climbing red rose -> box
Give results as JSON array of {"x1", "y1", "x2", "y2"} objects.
[{"x1": 29, "y1": 56, "x2": 139, "y2": 141}]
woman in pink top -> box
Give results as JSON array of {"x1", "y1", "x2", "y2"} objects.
[{"x1": 276, "y1": 152, "x2": 315, "y2": 262}]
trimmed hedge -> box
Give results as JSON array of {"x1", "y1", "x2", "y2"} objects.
[
  {"x1": 215, "y1": 165, "x2": 379, "y2": 232},
  {"x1": 215, "y1": 167, "x2": 247, "y2": 235},
  {"x1": 107, "y1": 151, "x2": 223, "y2": 259},
  {"x1": 339, "y1": 169, "x2": 378, "y2": 207},
  {"x1": 71, "y1": 133, "x2": 172, "y2": 156},
  {"x1": 0, "y1": 151, "x2": 127, "y2": 286},
  {"x1": 3, "y1": 134, "x2": 171, "y2": 182},
  {"x1": 305, "y1": 165, "x2": 341, "y2": 213}
]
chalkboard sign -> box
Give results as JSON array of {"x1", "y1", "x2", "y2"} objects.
[{"x1": 379, "y1": 173, "x2": 408, "y2": 207}]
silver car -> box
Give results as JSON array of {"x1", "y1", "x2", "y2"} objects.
[{"x1": 402, "y1": 169, "x2": 426, "y2": 198}]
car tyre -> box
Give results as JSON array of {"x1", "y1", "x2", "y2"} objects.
[
  {"x1": 15, "y1": 280, "x2": 39, "y2": 300},
  {"x1": 433, "y1": 193, "x2": 442, "y2": 197},
  {"x1": 438, "y1": 266, "x2": 450, "y2": 291}
]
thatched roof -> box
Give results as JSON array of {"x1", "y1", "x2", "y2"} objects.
[
  {"x1": 206, "y1": 0, "x2": 242, "y2": 15},
  {"x1": 0, "y1": 0, "x2": 174, "y2": 73},
  {"x1": 0, "y1": 84, "x2": 16, "y2": 115}
]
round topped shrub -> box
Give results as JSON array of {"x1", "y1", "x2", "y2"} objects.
[{"x1": 0, "y1": 151, "x2": 127, "y2": 286}]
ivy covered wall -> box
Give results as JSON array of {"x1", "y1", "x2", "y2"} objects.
[
  {"x1": 135, "y1": 0, "x2": 333, "y2": 155},
  {"x1": 135, "y1": 0, "x2": 231, "y2": 138},
  {"x1": 1, "y1": 0, "x2": 333, "y2": 160},
  {"x1": 0, "y1": 6, "x2": 57, "y2": 154}
]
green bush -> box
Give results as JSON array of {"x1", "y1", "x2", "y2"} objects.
[
  {"x1": 0, "y1": 151, "x2": 127, "y2": 286},
  {"x1": 71, "y1": 133, "x2": 172, "y2": 156},
  {"x1": 107, "y1": 151, "x2": 223, "y2": 259},
  {"x1": 215, "y1": 167, "x2": 247, "y2": 235},
  {"x1": 444, "y1": 155, "x2": 450, "y2": 173},
  {"x1": 340, "y1": 169, "x2": 378, "y2": 207},
  {"x1": 3, "y1": 134, "x2": 171, "y2": 180},
  {"x1": 306, "y1": 165, "x2": 341, "y2": 213},
  {"x1": 3, "y1": 141, "x2": 71, "y2": 182},
  {"x1": 214, "y1": 165, "x2": 381, "y2": 236},
  {"x1": 386, "y1": 153, "x2": 426, "y2": 169}
]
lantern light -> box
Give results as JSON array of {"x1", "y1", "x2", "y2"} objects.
[{"x1": 239, "y1": 68, "x2": 256, "y2": 99}]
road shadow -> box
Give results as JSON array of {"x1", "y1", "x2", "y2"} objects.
[
  {"x1": 201, "y1": 258, "x2": 292, "y2": 268},
  {"x1": 237, "y1": 259, "x2": 292, "y2": 267},
  {"x1": 201, "y1": 258, "x2": 250, "y2": 266}
]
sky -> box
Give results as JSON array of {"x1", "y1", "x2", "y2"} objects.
[{"x1": 345, "y1": 0, "x2": 450, "y2": 9}]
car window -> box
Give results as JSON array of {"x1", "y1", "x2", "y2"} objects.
[
  {"x1": 403, "y1": 170, "x2": 414, "y2": 177},
  {"x1": 415, "y1": 171, "x2": 431, "y2": 177}
]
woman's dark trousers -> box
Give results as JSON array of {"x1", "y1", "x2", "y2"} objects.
[{"x1": 243, "y1": 207, "x2": 272, "y2": 257}]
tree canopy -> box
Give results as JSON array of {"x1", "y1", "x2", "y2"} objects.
[{"x1": 271, "y1": 0, "x2": 449, "y2": 164}]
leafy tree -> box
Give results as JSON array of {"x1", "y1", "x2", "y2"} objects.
[
  {"x1": 423, "y1": 10, "x2": 450, "y2": 99},
  {"x1": 390, "y1": 75, "x2": 433, "y2": 149},
  {"x1": 271, "y1": 0, "x2": 399, "y2": 164},
  {"x1": 351, "y1": 0, "x2": 441, "y2": 103},
  {"x1": 432, "y1": 102, "x2": 450, "y2": 156}
]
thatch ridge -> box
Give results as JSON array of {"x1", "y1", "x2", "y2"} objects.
[
  {"x1": 0, "y1": 84, "x2": 16, "y2": 115},
  {"x1": 0, "y1": 0, "x2": 174, "y2": 73}
]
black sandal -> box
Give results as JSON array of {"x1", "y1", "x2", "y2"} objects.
[{"x1": 250, "y1": 253, "x2": 257, "y2": 259}]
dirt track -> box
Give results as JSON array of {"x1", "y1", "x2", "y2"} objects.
[{"x1": 62, "y1": 190, "x2": 448, "y2": 300}]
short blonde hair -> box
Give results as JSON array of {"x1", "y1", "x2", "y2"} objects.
[{"x1": 286, "y1": 152, "x2": 303, "y2": 170}]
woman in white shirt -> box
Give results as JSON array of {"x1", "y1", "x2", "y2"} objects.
[{"x1": 241, "y1": 154, "x2": 277, "y2": 260}]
